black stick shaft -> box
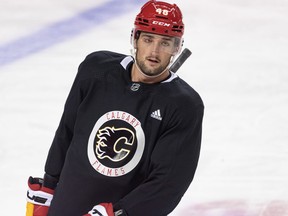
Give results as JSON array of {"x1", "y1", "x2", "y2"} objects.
[{"x1": 169, "y1": 48, "x2": 192, "y2": 73}]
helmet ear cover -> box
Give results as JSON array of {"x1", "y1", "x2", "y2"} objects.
[{"x1": 134, "y1": 29, "x2": 141, "y2": 41}]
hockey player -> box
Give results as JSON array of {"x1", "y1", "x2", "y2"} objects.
[{"x1": 26, "y1": 0, "x2": 204, "y2": 215}]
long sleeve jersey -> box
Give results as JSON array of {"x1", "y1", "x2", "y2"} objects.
[{"x1": 45, "y1": 51, "x2": 204, "y2": 216}]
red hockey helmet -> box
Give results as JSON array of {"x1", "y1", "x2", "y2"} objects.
[{"x1": 133, "y1": 0, "x2": 184, "y2": 38}]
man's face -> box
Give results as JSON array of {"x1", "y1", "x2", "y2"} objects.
[{"x1": 135, "y1": 32, "x2": 177, "y2": 77}]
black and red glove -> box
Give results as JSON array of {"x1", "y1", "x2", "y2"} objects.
[
  {"x1": 84, "y1": 203, "x2": 127, "y2": 216},
  {"x1": 26, "y1": 174, "x2": 58, "y2": 216},
  {"x1": 84, "y1": 203, "x2": 114, "y2": 216}
]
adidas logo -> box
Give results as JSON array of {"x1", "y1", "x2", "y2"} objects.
[{"x1": 151, "y1": 109, "x2": 162, "y2": 121}]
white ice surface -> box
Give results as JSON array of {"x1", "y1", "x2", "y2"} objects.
[{"x1": 0, "y1": 0, "x2": 288, "y2": 215}]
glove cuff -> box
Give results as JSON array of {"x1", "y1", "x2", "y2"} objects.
[{"x1": 43, "y1": 173, "x2": 58, "y2": 190}]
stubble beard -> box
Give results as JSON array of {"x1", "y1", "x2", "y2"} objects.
[{"x1": 136, "y1": 56, "x2": 169, "y2": 77}]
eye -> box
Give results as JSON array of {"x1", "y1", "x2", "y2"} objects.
[
  {"x1": 161, "y1": 41, "x2": 170, "y2": 47},
  {"x1": 143, "y1": 37, "x2": 152, "y2": 43}
]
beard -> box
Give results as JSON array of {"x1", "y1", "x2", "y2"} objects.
[{"x1": 136, "y1": 55, "x2": 170, "y2": 77}]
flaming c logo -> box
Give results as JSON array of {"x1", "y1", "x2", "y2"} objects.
[
  {"x1": 96, "y1": 126, "x2": 135, "y2": 162},
  {"x1": 87, "y1": 111, "x2": 145, "y2": 177}
]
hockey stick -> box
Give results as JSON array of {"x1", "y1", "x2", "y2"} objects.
[{"x1": 170, "y1": 48, "x2": 192, "y2": 73}]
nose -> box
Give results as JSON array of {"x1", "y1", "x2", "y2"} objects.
[{"x1": 151, "y1": 41, "x2": 161, "y2": 54}]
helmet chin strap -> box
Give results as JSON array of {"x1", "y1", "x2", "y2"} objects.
[{"x1": 130, "y1": 48, "x2": 176, "y2": 79}]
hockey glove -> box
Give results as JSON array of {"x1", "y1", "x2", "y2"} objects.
[
  {"x1": 26, "y1": 174, "x2": 58, "y2": 216},
  {"x1": 84, "y1": 203, "x2": 114, "y2": 216}
]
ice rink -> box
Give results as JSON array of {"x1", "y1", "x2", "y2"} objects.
[{"x1": 1, "y1": 0, "x2": 288, "y2": 215}]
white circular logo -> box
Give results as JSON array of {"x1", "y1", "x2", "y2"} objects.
[{"x1": 87, "y1": 111, "x2": 145, "y2": 177}]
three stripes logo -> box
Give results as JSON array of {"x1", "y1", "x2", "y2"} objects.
[{"x1": 151, "y1": 109, "x2": 162, "y2": 121}]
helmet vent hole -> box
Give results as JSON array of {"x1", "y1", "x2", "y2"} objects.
[
  {"x1": 137, "y1": 18, "x2": 149, "y2": 23},
  {"x1": 137, "y1": 18, "x2": 149, "y2": 26},
  {"x1": 139, "y1": 22, "x2": 149, "y2": 26},
  {"x1": 155, "y1": 15, "x2": 168, "y2": 20}
]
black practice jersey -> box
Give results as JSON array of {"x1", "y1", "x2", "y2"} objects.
[{"x1": 45, "y1": 51, "x2": 204, "y2": 216}]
